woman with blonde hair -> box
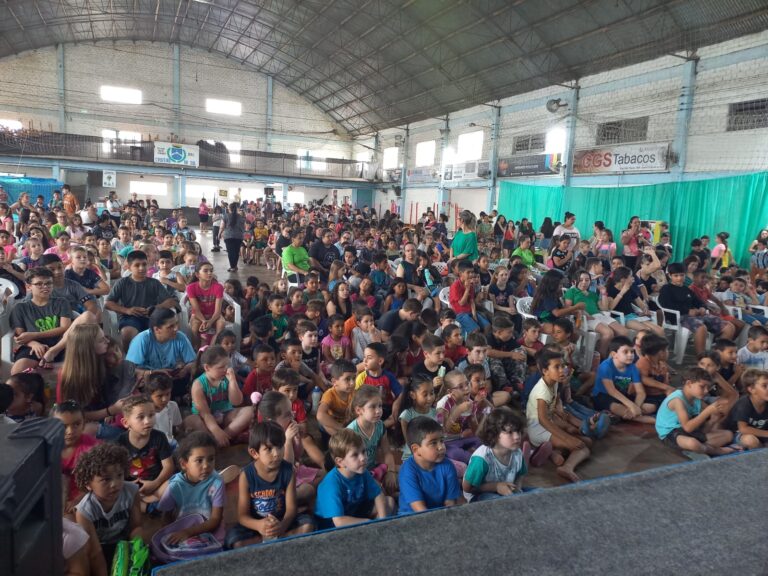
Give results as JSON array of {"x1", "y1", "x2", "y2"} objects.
[{"x1": 56, "y1": 324, "x2": 135, "y2": 438}]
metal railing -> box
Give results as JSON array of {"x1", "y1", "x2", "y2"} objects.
[{"x1": 0, "y1": 130, "x2": 371, "y2": 181}]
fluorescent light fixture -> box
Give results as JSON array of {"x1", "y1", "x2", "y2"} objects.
[
  {"x1": 100, "y1": 85, "x2": 142, "y2": 104},
  {"x1": 206, "y1": 98, "x2": 242, "y2": 116}
]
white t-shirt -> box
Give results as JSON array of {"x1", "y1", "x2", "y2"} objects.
[
  {"x1": 737, "y1": 346, "x2": 768, "y2": 371},
  {"x1": 154, "y1": 401, "x2": 182, "y2": 442},
  {"x1": 552, "y1": 225, "x2": 581, "y2": 251},
  {"x1": 526, "y1": 378, "x2": 558, "y2": 428}
]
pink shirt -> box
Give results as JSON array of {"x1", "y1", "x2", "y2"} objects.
[
  {"x1": 44, "y1": 245, "x2": 70, "y2": 264},
  {"x1": 186, "y1": 281, "x2": 224, "y2": 318}
]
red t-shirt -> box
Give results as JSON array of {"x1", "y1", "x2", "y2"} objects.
[
  {"x1": 62, "y1": 434, "x2": 100, "y2": 500},
  {"x1": 186, "y1": 281, "x2": 224, "y2": 318},
  {"x1": 445, "y1": 344, "x2": 468, "y2": 365},
  {"x1": 243, "y1": 370, "x2": 273, "y2": 400},
  {"x1": 291, "y1": 399, "x2": 307, "y2": 424},
  {"x1": 449, "y1": 279, "x2": 474, "y2": 314}
]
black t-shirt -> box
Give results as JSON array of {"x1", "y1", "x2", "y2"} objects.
[
  {"x1": 486, "y1": 332, "x2": 520, "y2": 352},
  {"x1": 117, "y1": 429, "x2": 171, "y2": 482},
  {"x1": 727, "y1": 395, "x2": 768, "y2": 432},
  {"x1": 377, "y1": 310, "x2": 401, "y2": 335},
  {"x1": 607, "y1": 284, "x2": 641, "y2": 315},
  {"x1": 309, "y1": 241, "x2": 338, "y2": 269},
  {"x1": 301, "y1": 346, "x2": 321, "y2": 374},
  {"x1": 411, "y1": 360, "x2": 451, "y2": 381},
  {"x1": 275, "y1": 234, "x2": 291, "y2": 257},
  {"x1": 551, "y1": 248, "x2": 570, "y2": 271}
]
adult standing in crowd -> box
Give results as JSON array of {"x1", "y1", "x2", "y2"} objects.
[
  {"x1": 106, "y1": 191, "x2": 123, "y2": 227},
  {"x1": 449, "y1": 210, "x2": 479, "y2": 263},
  {"x1": 620, "y1": 216, "x2": 650, "y2": 270},
  {"x1": 198, "y1": 197, "x2": 210, "y2": 234},
  {"x1": 553, "y1": 211, "x2": 581, "y2": 251},
  {"x1": 220, "y1": 201, "x2": 245, "y2": 272},
  {"x1": 539, "y1": 217, "x2": 555, "y2": 250}
]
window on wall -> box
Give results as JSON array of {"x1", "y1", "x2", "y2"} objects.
[
  {"x1": 129, "y1": 180, "x2": 167, "y2": 196},
  {"x1": 228, "y1": 187, "x2": 262, "y2": 203},
  {"x1": 596, "y1": 116, "x2": 649, "y2": 145},
  {"x1": 100, "y1": 86, "x2": 142, "y2": 104},
  {"x1": 287, "y1": 190, "x2": 305, "y2": 205},
  {"x1": 415, "y1": 140, "x2": 436, "y2": 167},
  {"x1": 206, "y1": 98, "x2": 242, "y2": 116},
  {"x1": 727, "y1": 98, "x2": 768, "y2": 131},
  {"x1": 382, "y1": 146, "x2": 399, "y2": 169},
  {"x1": 513, "y1": 133, "x2": 545, "y2": 153},
  {"x1": 456, "y1": 130, "x2": 483, "y2": 161},
  {"x1": 0, "y1": 119, "x2": 22, "y2": 131}
]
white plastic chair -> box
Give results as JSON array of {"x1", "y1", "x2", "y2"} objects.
[
  {"x1": 433, "y1": 261, "x2": 448, "y2": 276},
  {"x1": 281, "y1": 267, "x2": 300, "y2": 290},
  {"x1": 0, "y1": 278, "x2": 19, "y2": 299},
  {"x1": 498, "y1": 258, "x2": 510, "y2": 268},
  {"x1": 488, "y1": 263, "x2": 498, "y2": 273},
  {"x1": 516, "y1": 297, "x2": 535, "y2": 320},
  {"x1": 0, "y1": 298, "x2": 14, "y2": 380},
  {"x1": 179, "y1": 293, "x2": 242, "y2": 348},
  {"x1": 438, "y1": 287, "x2": 450, "y2": 308}
]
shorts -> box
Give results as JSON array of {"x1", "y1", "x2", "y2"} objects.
[
  {"x1": 224, "y1": 513, "x2": 314, "y2": 549},
  {"x1": 662, "y1": 428, "x2": 707, "y2": 450},
  {"x1": 14, "y1": 345, "x2": 65, "y2": 362},
  {"x1": 585, "y1": 313, "x2": 617, "y2": 331},
  {"x1": 592, "y1": 392, "x2": 620, "y2": 412},
  {"x1": 526, "y1": 420, "x2": 552, "y2": 447},
  {"x1": 734, "y1": 432, "x2": 768, "y2": 445},
  {"x1": 680, "y1": 314, "x2": 726, "y2": 334},
  {"x1": 253, "y1": 241, "x2": 266, "y2": 249},
  {"x1": 624, "y1": 313, "x2": 653, "y2": 323},
  {"x1": 644, "y1": 394, "x2": 666, "y2": 409},
  {"x1": 502, "y1": 239, "x2": 516, "y2": 251},
  {"x1": 199, "y1": 214, "x2": 209, "y2": 223},
  {"x1": 118, "y1": 315, "x2": 150, "y2": 333}
]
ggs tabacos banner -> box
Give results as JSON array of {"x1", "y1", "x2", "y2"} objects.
[{"x1": 573, "y1": 143, "x2": 669, "y2": 174}]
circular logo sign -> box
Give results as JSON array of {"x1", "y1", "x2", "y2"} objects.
[{"x1": 167, "y1": 146, "x2": 187, "y2": 163}]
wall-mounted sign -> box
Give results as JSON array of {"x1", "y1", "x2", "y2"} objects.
[
  {"x1": 154, "y1": 142, "x2": 200, "y2": 167},
  {"x1": 573, "y1": 143, "x2": 669, "y2": 174},
  {"x1": 102, "y1": 170, "x2": 116, "y2": 187},
  {"x1": 442, "y1": 161, "x2": 490, "y2": 181},
  {"x1": 406, "y1": 167, "x2": 437, "y2": 183},
  {"x1": 497, "y1": 153, "x2": 561, "y2": 177}
]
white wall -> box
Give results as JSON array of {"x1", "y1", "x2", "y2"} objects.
[{"x1": 0, "y1": 42, "x2": 354, "y2": 159}]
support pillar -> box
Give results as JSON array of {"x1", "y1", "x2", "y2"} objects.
[
  {"x1": 672, "y1": 58, "x2": 698, "y2": 176},
  {"x1": 398, "y1": 127, "x2": 409, "y2": 220},
  {"x1": 563, "y1": 86, "x2": 580, "y2": 187},
  {"x1": 266, "y1": 76, "x2": 273, "y2": 152},
  {"x1": 172, "y1": 45, "x2": 181, "y2": 138},
  {"x1": 436, "y1": 115, "x2": 449, "y2": 216},
  {"x1": 57, "y1": 44, "x2": 66, "y2": 132},
  {"x1": 486, "y1": 106, "x2": 501, "y2": 212}
]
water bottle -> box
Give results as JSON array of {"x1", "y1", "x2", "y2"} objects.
[{"x1": 311, "y1": 386, "x2": 323, "y2": 415}]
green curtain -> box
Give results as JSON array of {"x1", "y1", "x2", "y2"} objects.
[{"x1": 497, "y1": 172, "x2": 768, "y2": 266}]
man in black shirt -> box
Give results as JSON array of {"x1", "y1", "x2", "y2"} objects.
[{"x1": 309, "y1": 228, "x2": 339, "y2": 282}]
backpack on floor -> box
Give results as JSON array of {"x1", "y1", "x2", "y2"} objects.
[
  {"x1": 111, "y1": 537, "x2": 150, "y2": 576},
  {"x1": 151, "y1": 513, "x2": 222, "y2": 564}
]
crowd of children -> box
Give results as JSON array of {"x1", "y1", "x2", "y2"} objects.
[{"x1": 2, "y1": 193, "x2": 768, "y2": 573}]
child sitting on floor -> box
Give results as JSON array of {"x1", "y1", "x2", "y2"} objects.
[
  {"x1": 75, "y1": 443, "x2": 142, "y2": 570},
  {"x1": 655, "y1": 367, "x2": 735, "y2": 456},
  {"x1": 526, "y1": 349, "x2": 591, "y2": 483},
  {"x1": 436, "y1": 371, "x2": 482, "y2": 464},
  {"x1": 593, "y1": 337, "x2": 657, "y2": 423},
  {"x1": 398, "y1": 416, "x2": 463, "y2": 514},
  {"x1": 315, "y1": 429, "x2": 394, "y2": 529},
  {"x1": 225, "y1": 422, "x2": 314, "y2": 549},
  {"x1": 156, "y1": 431, "x2": 227, "y2": 544},
  {"x1": 727, "y1": 369, "x2": 768, "y2": 449},
  {"x1": 53, "y1": 400, "x2": 99, "y2": 512},
  {"x1": 462, "y1": 407, "x2": 527, "y2": 502},
  {"x1": 117, "y1": 395, "x2": 175, "y2": 506},
  {"x1": 737, "y1": 325, "x2": 768, "y2": 371},
  {"x1": 186, "y1": 346, "x2": 253, "y2": 448}
]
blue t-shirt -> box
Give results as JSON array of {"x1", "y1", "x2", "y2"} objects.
[
  {"x1": 593, "y1": 358, "x2": 641, "y2": 397},
  {"x1": 243, "y1": 460, "x2": 294, "y2": 521},
  {"x1": 398, "y1": 457, "x2": 461, "y2": 514},
  {"x1": 125, "y1": 330, "x2": 197, "y2": 370},
  {"x1": 315, "y1": 467, "x2": 381, "y2": 529},
  {"x1": 656, "y1": 389, "x2": 702, "y2": 440}
]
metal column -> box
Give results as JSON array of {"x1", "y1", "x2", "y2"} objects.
[
  {"x1": 672, "y1": 59, "x2": 698, "y2": 176},
  {"x1": 486, "y1": 106, "x2": 501, "y2": 212},
  {"x1": 563, "y1": 85, "x2": 580, "y2": 187},
  {"x1": 266, "y1": 76, "x2": 273, "y2": 152},
  {"x1": 57, "y1": 44, "x2": 66, "y2": 132}
]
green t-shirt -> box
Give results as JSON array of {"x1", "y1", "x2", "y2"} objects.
[
  {"x1": 451, "y1": 230, "x2": 479, "y2": 261},
  {"x1": 511, "y1": 247, "x2": 535, "y2": 268},
  {"x1": 281, "y1": 245, "x2": 310, "y2": 273},
  {"x1": 564, "y1": 286, "x2": 600, "y2": 315},
  {"x1": 50, "y1": 223, "x2": 66, "y2": 238}
]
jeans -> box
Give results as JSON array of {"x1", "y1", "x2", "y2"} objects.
[
  {"x1": 445, "y1": 436, "x2": 482, "y2": 463},
  {"x1": 212, "y1": 225, "x2": 220, "y2": 248},
  {"x1": 224, "y1": 238, "x2": 242, "y2": 268},
  {"x1": 742, "y1": 312, "x2": 768, "y2": 325},
  {"x1": 456, "y1": 312, "x2": 490, "y2": 337}
]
